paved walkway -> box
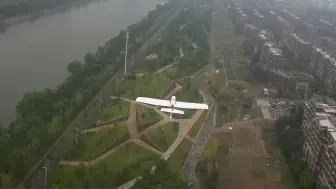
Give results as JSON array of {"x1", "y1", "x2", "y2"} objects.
[
  {"x1": 116, "y1": 91, "x2": 209, "y2": 189},
  {"x1": 127, "y1": 102, "x2": 139, "y2": 138},
  {"x1": 181, "y1": 104, "x2": 215, "y2": 189},
  {"x1": 82, "y1": 120, "x2": 127, "y2": 133},
  {"x1": 59, "y1": 140, "x2": 131, "y2": 167},
  {"x1": 256, "y1": 99, "x2": 273, "y2": 120}
]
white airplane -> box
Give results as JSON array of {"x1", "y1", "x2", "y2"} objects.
[{"x1": 135, "y1": 95, "x2": 209, "y2": 119}]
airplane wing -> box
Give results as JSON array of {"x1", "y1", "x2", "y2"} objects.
[
  {"x1": 175, "y1": 101, "x2": 209, "y2": 110},
  {"x1": 135, "y1": 97, "x2": 171, "y2": 107}
]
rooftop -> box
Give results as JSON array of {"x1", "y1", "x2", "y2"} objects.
[
  {"x1": 291, "y1": 33, "x2": 310, "y2": 44},
  {"x1": 314, "y1": 47, "x2": 336, "y2": 66},
  {"x1": 331, "y1": 131, "x2": 336, "y2": 141},
  {"x1": 319, "y1": 118, "x2": 335, "y2": 130},
  {"x1": 245, "y1": 24, "x2": 258, "y2": 30},
  {"x1": 269, "y1": 69, "x2": 315, "y2": 82},
  {"x1": 319, "y1": 116, "x2": 336, "y2": 141},
  {"x1": 290, "y1": 71, "x2": 315, "y2": 82}
]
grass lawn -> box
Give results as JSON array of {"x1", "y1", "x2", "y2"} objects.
[
  {"x1": 199, "y1": 135, "x2": 219, "y2": 162},
  {"x1": 162, "y1": 66, "x2": 178, "y2": 79},
  {"x1": 64, "y1": 126, "x2": 128, "y2": 161},
  {"x1": 97, "y1": 99, "x2": 130, "y2": 123},
  {"x1": 175, "y1": 79, "x2": 203, "y2": 119},
  {"x1": 196, "y1": 136, "x2": 219, "y2": 188},
  {"x1": 144, "y1": 122, "x2": 179, "y2": 152},
  {"x1": 119, "y1": 73, "x2": 172, "y2": 99},
  {"x1": 176, "y1": 80, "x2": 202, "y2": 103},
  {"x1": 188, "y1": 110, "x2": 208, "y2": 138},
  {"x1": 136, "y1": 105, "x2": 162, "y2": 125},
  {"x1": 47, "y1": 142, "x2": 160, "y2": 189},
  {"x1": 167, "y1": 139, "x2": 193, "y2": 174}
]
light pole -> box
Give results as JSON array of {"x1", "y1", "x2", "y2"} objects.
[
  {"x1": 42, "y1": 167, "x2": 48, "y2": 187},
  {"x1": 74, "y1": 128, "x2": 79, "y2": 145},
  {"x1": 124, "y1": 30, "x2": 129, "y2": 76}
]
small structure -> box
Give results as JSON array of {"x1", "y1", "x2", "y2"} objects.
[
  {"x1": 145, "y1": 53, "x2": 158, "y2": 60},
  {"x1": 263, "y1": 88, "x2": 269, "y2": 96}
]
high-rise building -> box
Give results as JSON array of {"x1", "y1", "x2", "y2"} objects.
[{"x1": 303, "y1": 96, "x2": 336, "y2": 189}]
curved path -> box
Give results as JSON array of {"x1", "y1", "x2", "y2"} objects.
[
  {"x1": 116, "y1": 90, "x2": 209, "y2": 189},
  {"x1": 57, "y1": 77, "x2": 210, "y2": 188},
  {"x1": 57, "y1": 82, "x2": 193, "y2": 166}
]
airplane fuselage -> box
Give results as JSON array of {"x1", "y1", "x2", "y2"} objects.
[{"x1": 170, "y1": 96, "x2": 176, "y2": 111}]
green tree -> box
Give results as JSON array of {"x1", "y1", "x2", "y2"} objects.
[{"x1": 67, "y1": 61, "x2": 82, "y2": 75}]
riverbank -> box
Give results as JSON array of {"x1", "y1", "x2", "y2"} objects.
[{"x1": 2, "y1": 0, "x2": 101, "y2": 27}]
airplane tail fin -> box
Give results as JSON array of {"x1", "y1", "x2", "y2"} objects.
[{"x1": 160, "y1": 108, "x2": 184, "y2": 115}]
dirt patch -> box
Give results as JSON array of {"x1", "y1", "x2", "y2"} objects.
[
  {"x1": 127, "y1": 102, "x2": 139, "y2": 138},
  {"x1": 214, "y1": 120, "x2": 288, "y2": 189},
  {"x1": 163, "y1": 82, "x2": 183, "y2": 100}
]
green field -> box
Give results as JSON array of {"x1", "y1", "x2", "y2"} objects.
[
  {"x1": 97, "y1": 99, "x2": 130, "y2": 124},
  {"x1": 188, "y1": 110, "x2": 208, "y2": 138},
  {"x1": 176, "y1": 80, "x2": 202, "y2": 103},
  {"x1": 137, "y1": 105, "x2": 162, "y2": 125},
  {"x1": 144, "y1": 122, "x2": 179, "y2": 152},
  {"x1": 175, "y1": 79, "x2": 203, "y2": 118},
  {"x1": 196, "y1": 135, "x2": 219, "y2": 189},
  {"x1": 65, "y1": 126, "x2": 128, "y2": 161},
  {"x1": 167, "y1": 139, "x2": 193, "y2": 174},
  {"x1": 119, "y1": 73, "x2": 173, "y2": 99},
  {"x1": 47, "y1": 142, "x2": 159, "y2": 189},
  {"x1": 199, "y1": 136, "x2": 219, "y2": 162}
]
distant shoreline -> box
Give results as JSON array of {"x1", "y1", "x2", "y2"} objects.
[{"x1": 2, "y1": 0, "x2": 100, "y2": 27}]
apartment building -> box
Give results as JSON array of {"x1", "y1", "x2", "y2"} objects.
[
  {"x1": 230, "y1": 3, "x2": 247, "y2": 33},
  {"x1": 260, "y1": 42, "x2": 287, "y2": 70},
  {"x1": 284, "y1": 33, "x2": 313, "y2": 60},
  {"x1": 250, "y1": 9, "x2": 264, "y2": 28},
  {"x1": 256, "y1": 30, "x2": 269, "y2": 54},
  {"x1": 316, "y1": 37, "x2": 336, "y2": 58},
  {"x1": 303, "y1": 96, "x2": 336, "y2": 189},
  {"x1": 244, "y1": 24, "x2": 259, "y2": 44},
  {"x1": 278, "y1": 9, "x2": 314, "y2": 40},
  {"x1": 310, "y1": 47, "x2": 336, "y2": 92},
  {"x1": 268, "y1": 69, "x2": 315, "y2": 98}
]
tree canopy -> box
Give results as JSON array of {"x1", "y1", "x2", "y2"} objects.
[
  {"x1": 0, "y1": 2, "x2": 175, "y2": 188},
  {"x1": 275, "y1": 108, "x2": 313, "y2": 189}
]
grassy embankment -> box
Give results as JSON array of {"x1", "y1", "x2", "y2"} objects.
[
  {"x1": 46, "y1": 142, "x2": 160, "y2": 189},
  {"x1": 144, "y1": 122, "x2": 179, "y2": 152}
]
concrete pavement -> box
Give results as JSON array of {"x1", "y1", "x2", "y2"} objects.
[{"x1": 181, "y1": 104, "x2": 215, "y2": 189}]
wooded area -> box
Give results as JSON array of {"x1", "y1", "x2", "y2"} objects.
[
  {"x1": 275, "y1": 107, "x2": 314, "y2": 189},
  {"x1": 0, "y1": 3, "x2": 175, "y2": 188}
]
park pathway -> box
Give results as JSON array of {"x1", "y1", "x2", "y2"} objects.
[
  {"x1": 127, "y1": 102, "x2": 139, "y2": 139},
  {"x1": 59, "y1": 140, "x2": 131, "y2": 167},
  {"x1": 181, "y1": 104, "x2": 215, "y2": 189},
  {"x1": 116, "y1": 91, "x2": 209, "y2": 189}
]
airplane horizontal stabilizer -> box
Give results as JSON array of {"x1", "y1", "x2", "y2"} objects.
[{"x1": 160, "y1": 108, "x2": 184, "y2": 115}]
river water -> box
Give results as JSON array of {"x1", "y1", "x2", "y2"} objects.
[{"x1": 0, "y1": 0, "x2": 164, "y2": 126}]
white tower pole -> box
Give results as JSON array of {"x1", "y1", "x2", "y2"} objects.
[{"x1": 124, "y1": 30, "x2": 129, "y2": 76}]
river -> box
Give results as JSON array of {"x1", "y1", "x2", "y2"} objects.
[{"x1": 0, "y1": 0, "x2": 165, "y2": 126}]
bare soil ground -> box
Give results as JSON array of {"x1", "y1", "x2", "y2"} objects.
[{"x1": 214, "y1": 120, "x2": 288, "y2": 189}]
